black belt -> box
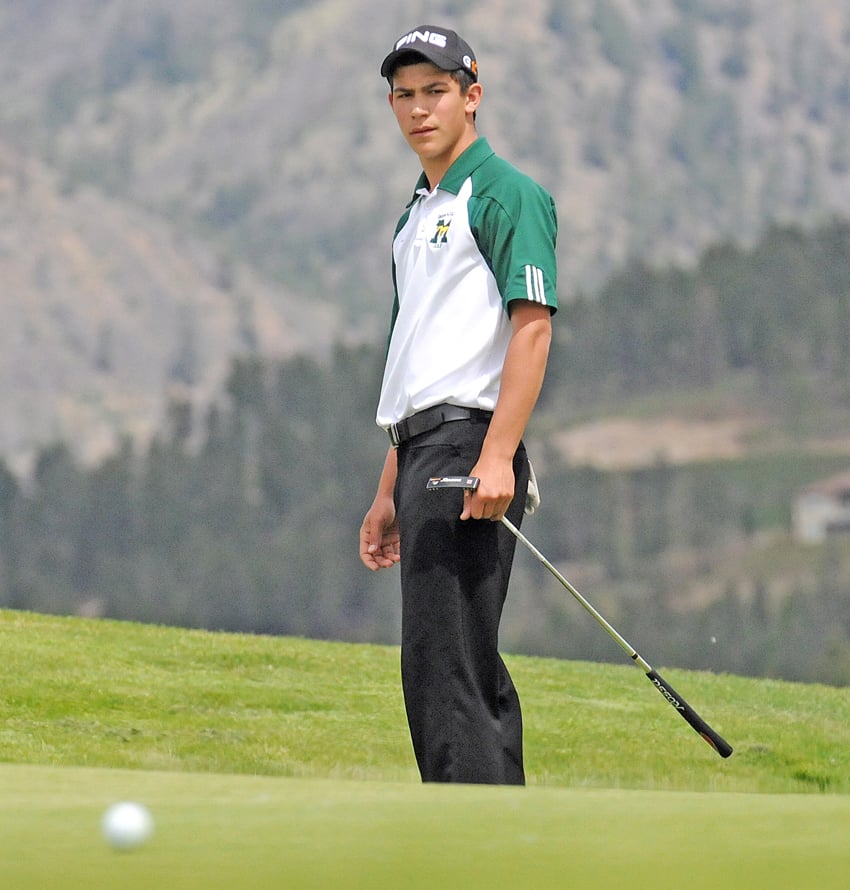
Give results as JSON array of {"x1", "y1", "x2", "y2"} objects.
[{"x1": 388, "y1": 403, "x2": 492, "y2": 447}]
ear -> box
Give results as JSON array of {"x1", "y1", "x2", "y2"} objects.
[{"x1": 466, "y1": 82, "x2": 483, "y2": 115}]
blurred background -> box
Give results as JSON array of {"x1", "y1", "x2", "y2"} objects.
[{"x1": 3, "y1": 0, "x2": 850, "y2": 684}]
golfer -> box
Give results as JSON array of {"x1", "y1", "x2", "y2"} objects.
[{"x1": 359, "y1": 25, "x2": 558, "y2": 784}]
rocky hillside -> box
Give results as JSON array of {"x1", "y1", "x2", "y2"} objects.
[
  {"x1": 4, "y1": 0, "x2": 850, "y2": 465},
  {"x1": 0, "y1": 141, "x2": 336, "y2": 469}
]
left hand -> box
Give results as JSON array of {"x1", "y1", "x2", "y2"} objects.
[{"x1": 459, "y1": 458, "x2": 514, "y2": 521}]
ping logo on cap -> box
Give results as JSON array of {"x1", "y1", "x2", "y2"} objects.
[
  {"x1": 395, "y1": 29, "x2": 448, "y2": 50},
  {"x1": 381, "y1": 26, "x2": 478, "y2": 80}
]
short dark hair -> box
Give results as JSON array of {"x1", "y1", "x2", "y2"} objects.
[{"x1": 452, "y1": 68, "x2": 477, "y2": 94}]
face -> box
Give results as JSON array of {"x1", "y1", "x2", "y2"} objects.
[{"x1": 388, "y1": 62, "x2": 482, "y2": 180}]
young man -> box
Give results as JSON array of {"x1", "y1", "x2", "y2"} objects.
[{"x1": 359, "y1": 26, "x2": 558, "y2": 784}]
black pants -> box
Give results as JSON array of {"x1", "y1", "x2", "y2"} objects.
[{"x1": 394, "y1": 417, "x2": 529, "y2": 785}]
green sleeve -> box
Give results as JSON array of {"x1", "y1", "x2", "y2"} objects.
[{"x1": 469, "y1": 169, "x2": 558, "y2": 312}]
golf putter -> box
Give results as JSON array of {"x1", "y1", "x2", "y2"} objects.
[{"x1": 426, "y1": 475, "x2": 733, "y2": 758}]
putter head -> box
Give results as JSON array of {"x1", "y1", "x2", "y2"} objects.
[
  {"x1": 426, "y1": 476, "x2": 480, "y2": 491},
  {"x1": 427, "y1": 473, "x2": 540, "y2": 515}
]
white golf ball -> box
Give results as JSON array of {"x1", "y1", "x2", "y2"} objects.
[{"x1": 101, "y1": 801, "x2": 154, "y2": 851}]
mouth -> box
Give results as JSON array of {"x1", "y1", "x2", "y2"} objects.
[{"x1": 410, "y1": 126, "x2": 436, "y2": 137}]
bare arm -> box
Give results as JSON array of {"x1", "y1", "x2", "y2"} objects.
[
  {"x1": 359, "y1": 446, "x2": 401, "y2": 570},
  {"x1": 461, "y1": 301, "x2": 552, "y2": 521}
]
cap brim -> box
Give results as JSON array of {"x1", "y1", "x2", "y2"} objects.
[{"x1": 380, "y1": 47, "x2": 473, "y2": 79}]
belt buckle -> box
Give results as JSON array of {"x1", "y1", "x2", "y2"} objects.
[{"x1": 389, "y1": 423, "x2": 401, "y2": 448}]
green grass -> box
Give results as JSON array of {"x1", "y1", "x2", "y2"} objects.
[
  {"x1": 2, "y1": 608, "x2": 850, "y2": 888},
  {"x1": 4, "y1": 765, "x2": 850, "y2": 889}
]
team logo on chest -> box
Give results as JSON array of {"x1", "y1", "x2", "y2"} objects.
[{"x1": 429, "y1": 214, "x2": 453, "y2": 248}]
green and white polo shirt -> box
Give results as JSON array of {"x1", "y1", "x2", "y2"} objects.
[{"x1": 376, "y1": 137, "x2": 558, "y2": 429}]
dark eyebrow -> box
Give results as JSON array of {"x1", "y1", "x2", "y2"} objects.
[{"x1": 393, "y1": 80, "x2": 451, "y2": 95}]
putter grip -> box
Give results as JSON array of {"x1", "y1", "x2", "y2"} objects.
[{"x1": 646, "y1": 669, "x2": 733, "y2": 758}]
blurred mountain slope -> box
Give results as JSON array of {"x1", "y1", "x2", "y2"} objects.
[
  {"x1": 0, "y1": 140, "x2": 335, "y2": 467},
  {"x1": 4, "y1": 0, "x2": 850, "y2": 462}
]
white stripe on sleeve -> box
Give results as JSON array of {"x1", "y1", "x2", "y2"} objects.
[{"x1": 524, "y1": 265, "x2": 546, "y2": 304}]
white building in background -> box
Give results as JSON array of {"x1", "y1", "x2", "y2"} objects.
[{"x1": 793, "y1": 471, "x2": 850, "y2": 543}]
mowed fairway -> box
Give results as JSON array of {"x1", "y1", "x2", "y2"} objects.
[{"x1": 2, "y1": 610, "x2": 850, "y2": 888}]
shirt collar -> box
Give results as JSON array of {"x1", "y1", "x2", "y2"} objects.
[{"x1": 407, "y1": 137, "x2": 495, "y2": 205}]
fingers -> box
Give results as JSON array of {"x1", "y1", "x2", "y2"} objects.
[
  {"x1": 459, "y1": 489, "x2": 473, "y2": 521},
  {"x1": 358, "y1": 531, "x2": 377, "y2": 570},
  {"x1": 359, "y1": 516, "x2": 401, "y2": 571},
  {"x1": 362, "y1": 547, "x2": 400, "y2": 571},
  {"x1": 360, "y1": 538, "x2": 397, "y2": 570},
  {"x1": 459, "y1": 488, "x2": 510, "y2": 522}
]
